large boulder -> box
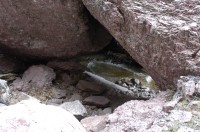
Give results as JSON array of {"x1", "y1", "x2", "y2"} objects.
[
  {"x1": 82, "y1": 0, "x2": 200, "y2": 90},
  {"x1": 0, "y1": 0, "x2": 111, "y2": 58}
]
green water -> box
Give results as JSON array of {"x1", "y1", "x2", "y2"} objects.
[{"x1": 87, "y1": 61, "x2": 158, "y2": 91}]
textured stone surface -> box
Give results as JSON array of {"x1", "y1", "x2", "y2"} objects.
[
  {"x1": 0, "y1": 79, "x2": 10, "y2": 104},
  {"x1": 0, "y1": 100, "x2": 86, "y2": 132},
  {"x1": 101, "y1": 92, "x2": 167, "y2": 132},
  {"x1": 60, "y1": 100, "x2": 87, "y2": 119},
  {"x1": 11, "y1": 65, "x2": 55, "y2": 91},
  {"x1": 82, "y1": 0, "x2": 200, "y2": 90},
  {"x1": 177, "y1": 76, "x2": 200, "y2": 97},
  {"x1": 81, "y1": 115, "x2": 108, "y2": 132},
  {"x1": 0, "y1": 0, "x2": 111, "y2": 58}
]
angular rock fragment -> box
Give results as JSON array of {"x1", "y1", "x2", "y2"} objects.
[
  {"x1": 60, "y1": 100, "x2": 87, "y2": 120},
  {"x1": 0, "y1": 79, "x2": 10, "y2": 105}
]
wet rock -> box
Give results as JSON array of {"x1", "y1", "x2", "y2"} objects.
[
  {"x1": 0, "y1": 0, "x2": 111, "y2": 58},
  {"x1": 0, "y1": 79, "x2": 10, "y2": 105},
  {"x1": 81, "y1": 115, "x2": 108, "y2": 132},
  {"x1": 0, "y1": 55, "x2": 21, "y2": 74},
  {"x1": 47, "y1": 60, "x2": 85, "y2": 72},
  {"x1": 60, "y1": 100, "x2": 87, "y2": 120},
  {"x1": 0, "y1": 100, "x2": 86, "y2": 132},
  {"x1": 76, "y1": 80, "x2": 106, "y2": 94},
  {"x1": 11, "y1": 65, "x2": 55, "y2": 91},
  {"x1": 51, "y1": 88, "x2": 67, "y2": 99},
  {"x1": 83, "y1": 96, "x2": 110, "y2": 108},
  {"x1": 167, "y1": 110, "x2": 192, "y2": 123},
  {"x1": 82, "y1": 0, "x2": 200, "y2": 90}
]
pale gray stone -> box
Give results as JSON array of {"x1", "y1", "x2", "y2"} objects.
[{"x1": 60, "y1": 100, "x2": 87, "y2": 119}]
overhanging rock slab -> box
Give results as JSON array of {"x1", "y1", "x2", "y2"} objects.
[{"x1": 82, "y1": 0, "x2": 200, "y2": 90}]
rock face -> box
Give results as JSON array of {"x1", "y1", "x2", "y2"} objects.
[
  {"x1": 0, "y1": 0, "x2": 111, "y2": 58},
  {"x1": 0, "y1": 100, "x2": 86, "y2": 132},
  {"x1": 82, "y1": 0, "x2": 200, "y2": 90}
]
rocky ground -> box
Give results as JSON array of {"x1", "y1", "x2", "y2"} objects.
[{"x1": 0, "y1": 53, "x2": 199, "y2": 131}]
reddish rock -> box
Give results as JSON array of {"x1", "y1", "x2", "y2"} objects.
[
  {"x1": 83, "y1": 96, "x2": 110, "y2": 108},
  {"x1": 0, "y1": 0, "x2": 112, "y2": 58},
  {"x1": 82, "y1": 0, "x2": 200, "y2": 90},
  {"x1": 102, "y1": 91, "x2": 168, "y2": 132}
]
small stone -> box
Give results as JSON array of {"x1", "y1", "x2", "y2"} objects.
[
  {"x1": 51, "y1": 88, "x2": 67, "y2": 99},
  {"x1": 0, "y1": 79, "x2": 10, "y2": 105},
  {"x1": 83, "y1": 96, "x2": 110, "y2": 108},
  {"x1": 76, "y1": 80, "x2": 105, "y2": 94},
  {"x1": 182, "y1": 80, "x2": 195, "y2": 97},
  {"x1": 163, "y1": 100, "x2": 178, "y2": 112},
  {"x1": 81, "y1": 115, "x2": 108, "y2": 132},
  {"x1": 102, "y1": 107, "x2": 112, "y2": 115},
  {"x1": 188, "y1": 101, "x2": 200, "y2": 110},
  {"x1": 177, "y1": 126, "x2": 195, "y2": 132},
  {"x1": 60, "y1": 100, "x2": 87, "y2": 120},
  {"x1": 168, "y1": 110, "x2": 192, "y2": 123},
  {"x1": 195, "y1": 81, "x2": 200, "y2": 94}
]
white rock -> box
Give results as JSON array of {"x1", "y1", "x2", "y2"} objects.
[
  {"x1": 0, "y1": 79, "x2": 10, "y2": 104},
  {"x1": 195, "y1": 81, "x2": 200, "y2": 94},
  {"x1": 182, "y1": 80, "x2": 196, "y2": 97},
  {"x1": 168, "y1": 110, "x2": 192, "y2": 123},
  {"x1": 177, "y1": 126, "x2": 194, "y2": 132},
  {"x1": 60, "y1": 100, "x2": 87, "y2": 118},
  {"x1": 0, "y1": 100, "x2": 86, "y2": 132}
]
